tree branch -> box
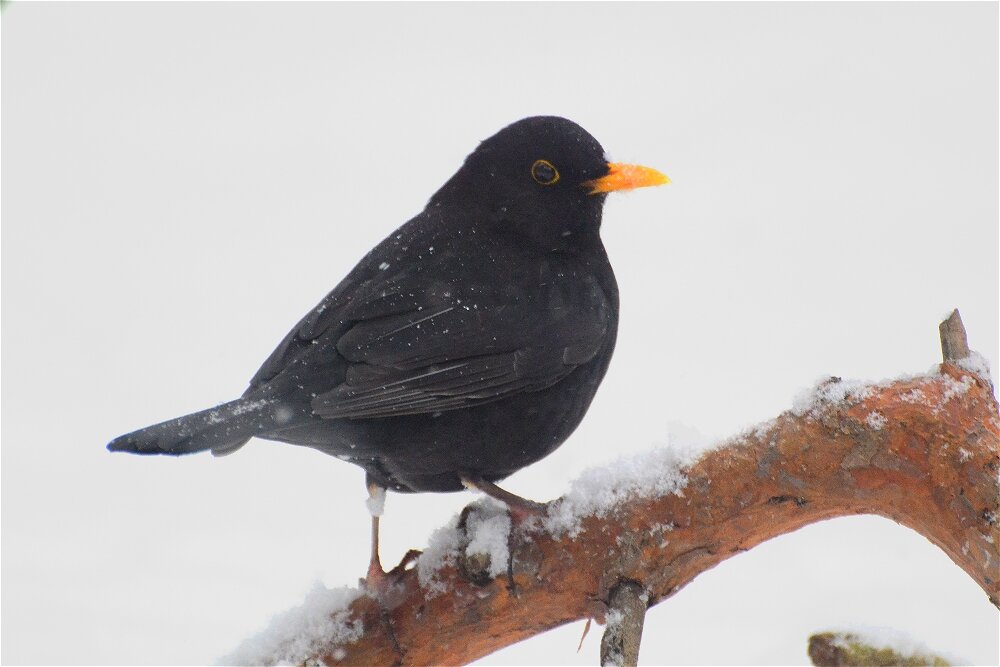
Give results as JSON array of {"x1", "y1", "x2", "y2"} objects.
[
  {"x1": 939, "y1": 309, "x2": 970, "y2": 362},
  {"x1": 808, "y1": 631, "x2": 951, "y2": 666},
  {"x1": 599, "y1": 580, "x2": 647, "y2": 666},
  {"x1": 271, "y1": 315, "x2": 999, "y2": 666}
]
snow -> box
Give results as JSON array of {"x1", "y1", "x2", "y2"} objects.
[
  {"x1": 416, "y1": 514, "x2": 463, "y2": 595},
  {"x1": 940, "y1": 373, "x2": 975, "y2": 404},
  {"x1": 600, "y1": 609, "x2": 626, "y2": 667},
  {"x1": 865, "y1": 411, "x2": 887, "y2": 430},
  {"x1": 898, "y1": 388, "x2": 927, "y2": 404},
  {"x1": 602, "y1": 648, "x2": 624, "y2": 666},
  {"x1": 791, "y1": 353, "x2": 992, "y2": 424},
  {"x1": 219, "y1": 583, "x2": 363, "y2": 666},
  {"x1": 415, "y1": 499, "x2": 511, "y2": 594},
  {"x1": 956, "y1": 350, "x2": 993, "y2": 382},
  {"x1": 542, "y1": 438, "x2": 703, "y2": 539},
  {"x1": 604, "y1": 609, "x2": 624, "y2": 629},
  {"x1": 366, "y1": 486, "x2": 386, "y2": 517},
  {"x1": 463, "y1": 501, "x2": 512, "y2": 578},
  {"x1": 792, "y1": 377, "x2": 875, "y2": 418},
  {"x1": 231, "y1": 398, "x2": 274, "y2": 416}
]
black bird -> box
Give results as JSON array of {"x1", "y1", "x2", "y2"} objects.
[{"x1": 108, "y1": 116, "x2": 668, "y2": 583}]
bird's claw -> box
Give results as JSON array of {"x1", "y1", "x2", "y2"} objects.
[
  {"x1": 387, "y1": 548, "x2": 422, "y2": 577},
  {"x1": 362, "y1": 549, "x2": 423, "y2": 598}
]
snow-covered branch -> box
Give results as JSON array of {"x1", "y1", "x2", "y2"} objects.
[{"x1": 226, "y1": 313, "x2": 999, "y2": 666}]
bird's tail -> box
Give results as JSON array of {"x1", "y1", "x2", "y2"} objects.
[{"x1": 107, "y1": 397, "x2": 277, "y2": 457}]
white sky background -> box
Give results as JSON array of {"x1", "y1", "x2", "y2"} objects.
[{"x1": 2, "y1": 2, "x2": 997, "y2": 665}]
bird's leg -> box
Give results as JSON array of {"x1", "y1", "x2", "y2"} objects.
[
  {"x1": 361, "y1": 483, "x2": 422, "y2": 596},
  {"x1": 364, "y1": 482, "x2": 388, "y2": 591},
  {"x1": 460, "y1": 474, "x2": 546, "y2": 523}
]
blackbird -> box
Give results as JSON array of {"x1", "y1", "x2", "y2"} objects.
[{"x1": 108, "y1": 116, "x2": 668, "y2": 581}]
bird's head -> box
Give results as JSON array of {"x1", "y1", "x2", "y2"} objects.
[{"x1": 429, "y1": 116, "x2": 669, "y2": 249}]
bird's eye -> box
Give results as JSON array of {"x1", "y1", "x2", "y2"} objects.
[{"x1": 531, "y1": 159, "x2": 560, "y2": 185}]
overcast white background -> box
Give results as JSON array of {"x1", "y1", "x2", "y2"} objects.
[{"x1": 2, "y1": 2, "x2": 997, "y2": 665}]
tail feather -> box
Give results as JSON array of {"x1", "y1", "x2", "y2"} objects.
[{"x1": 107, "y1": 398, "x2": 276, "y2": 456}]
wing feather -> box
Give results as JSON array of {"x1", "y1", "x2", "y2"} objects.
[{"x1": 311, "y1": 349, "x2": 576, "y2": 419}]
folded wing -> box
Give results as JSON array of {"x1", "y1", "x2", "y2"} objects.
[{"x1": 312, "y1": 254, "x2": 612, "y2": 420}]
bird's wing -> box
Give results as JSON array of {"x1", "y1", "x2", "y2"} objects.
[
  {"x1": 312, "y1": 349, "x2": 580, "y2": 419},
  {"x1": 245, "y1": 213, "x2": 439, "y2": 392},
  {"x1": 310, "y1": 251, "x2": 613, "y2": 420}
]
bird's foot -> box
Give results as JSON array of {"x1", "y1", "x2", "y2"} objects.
[
  {"x1": 361, "y1": 559, "x2": 407, "y2": 663},
  {"x1": 506, "y1": 500, "x2": 547, "y2": 526},
  {"x1": 362, "y1": 549, "x2": 422, "y2": 599},
  {"x1": 387, "y1": 548, "x2": 422, "y2": 577},
  {"x1": 363, "y1": 559, "x2": 390, "y2": 594},
  {"x1": 361, "y1": 563, "x2": 398, "y2": 602}
]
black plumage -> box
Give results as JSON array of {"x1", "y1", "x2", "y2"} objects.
[{"x1": 108, "y1": 116, "x2": 667, "y2": 497}]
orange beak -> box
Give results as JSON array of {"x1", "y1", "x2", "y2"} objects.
[{"x1": 584, "y1": 162, "x2": 670, "y2": 195}]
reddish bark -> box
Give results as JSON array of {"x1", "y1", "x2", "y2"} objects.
[{"x1": 295, "y1": 316, "x2": 998, "y2": 667}]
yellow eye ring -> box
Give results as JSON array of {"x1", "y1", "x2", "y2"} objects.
[{"x1": 531, "y1": 159, "x2": 560, "y2": 185}]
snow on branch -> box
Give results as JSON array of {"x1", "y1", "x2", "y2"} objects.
[{"x1": 228, "y1": 312, "x2": 999, "y2": 666}]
